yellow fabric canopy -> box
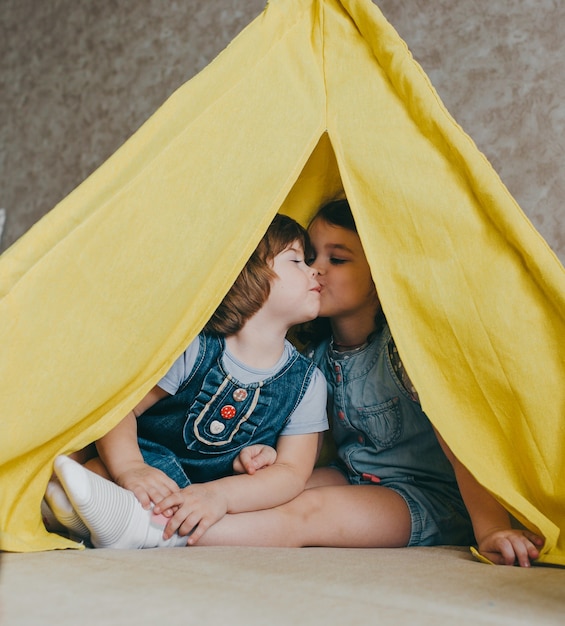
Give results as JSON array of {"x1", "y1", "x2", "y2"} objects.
[{"x1": 1, "y1": 0, "x2": 564, "y2": 563}]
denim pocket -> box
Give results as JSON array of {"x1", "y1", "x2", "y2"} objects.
[{"x1": 357, "y1": 397, "x2": 401, "y2": 449}]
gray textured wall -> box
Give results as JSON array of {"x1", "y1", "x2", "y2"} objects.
[{"x1": 1, "y1": 0, "x2": 564, "y2": 263}]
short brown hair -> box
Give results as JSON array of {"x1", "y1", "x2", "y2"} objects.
[{"x1": 204, "y1": 214, "x2": 310, "y2": 336}]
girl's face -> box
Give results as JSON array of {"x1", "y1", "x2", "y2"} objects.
[
  {"x1": 266, "y1": 241, "x2": 321, "y2": 326},
  {"x1": 308, "y1": 218, "x2": 379, "y2": 321}
]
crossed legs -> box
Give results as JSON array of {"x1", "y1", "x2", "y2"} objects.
[
  {"x1": 196, "y1": 468, "x2": 412, "y2": 548},
  {"x1": 45, "y1": 459, "x2": 411, "y2": 549}
]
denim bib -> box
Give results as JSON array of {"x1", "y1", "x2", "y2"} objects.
[
  {"x1": 310, "y1": 325, "x2": 458, "y2": 487},
  {"x1": 137, "y1": 333, "x2": 316, "y2": 486}
]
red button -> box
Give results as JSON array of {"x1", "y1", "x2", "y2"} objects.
[{"x1": 220, "y1": 405, "x2": 236, "y2": 419}]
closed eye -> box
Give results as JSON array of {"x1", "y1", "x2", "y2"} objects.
[{"x1": 330, "y1": 257, "x2": 348, "y2": 265}]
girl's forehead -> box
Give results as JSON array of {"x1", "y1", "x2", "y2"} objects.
[
  {"x1": 273, "y1": 241, "x2": 304, "y2": 261},
  {"x1": 310, "y1": 218, "x2": 348, "y2": 234},
  {"x1": 282, "y1": 239, "x2": 304, "y2": 252},
  {"x1": 309, "y1": 220, "x2": 359, "y2": 244}
]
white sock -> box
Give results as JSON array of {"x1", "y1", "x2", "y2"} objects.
[
  {"x1": 44, "y1": 479, "x2": 90, "y2": 539},
  {"x1": 53, "y1": 455, "x2": 188, "y2": 549},
  {"x1": 41, "y1": 497, "x2": 67, "y2": 533}
]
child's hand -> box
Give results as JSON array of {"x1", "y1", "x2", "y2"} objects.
[
  {"x1": 477, "y1": 528, "x2": 545, "y2": 567},
  {"x1": 153, "y1": 484, "x2": 228, "y2": 543},
  {"x1": 232, "y1": 444, "x2": 277, "y2": 475},
  {"x1": 114, "y1": 462, "x2": 180, "y2": 509}
]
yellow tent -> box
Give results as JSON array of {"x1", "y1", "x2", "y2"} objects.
[{"x1": 1, "y1": 0, "x2": 564, "y2": 564}]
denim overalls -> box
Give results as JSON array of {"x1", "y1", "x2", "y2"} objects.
[
  {"x1": 137, "y1": 333, "x2": 317, "y2": 487},
  {"x1": 309, "y1": 324, "x2": 475, "y2": 546}
]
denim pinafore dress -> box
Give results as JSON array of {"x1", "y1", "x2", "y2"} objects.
[
  {"x1": 137, "y1": 333, "x2": 316, "y2": 487},
  {"x1": 309, "y1": 324, "x2": 474, "y2": 546}
]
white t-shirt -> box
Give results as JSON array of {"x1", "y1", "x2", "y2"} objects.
[{"x1": 158, "y1": 336, "x2": 328, "y2": 436}]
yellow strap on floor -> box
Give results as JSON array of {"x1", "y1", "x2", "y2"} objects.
[{"x1": 1, "y1": 0, "x2": 563, "y2": 563}]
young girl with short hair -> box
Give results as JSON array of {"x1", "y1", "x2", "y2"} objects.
[{"x1": 45, "y1": 213, "x2": 328, "y2": 548}]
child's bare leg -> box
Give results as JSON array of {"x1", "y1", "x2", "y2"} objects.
[
  {"x1": 69, "y1": 443, "x2": 97, "y2": 465},
  {"x1": 83, "y1": 456, "x2": 111, "y2": 478},
  {"x1": 305, "y1": 466, "x2": 349, "y2": 489},
  {"x1": 196, "y1": 483, "x2": 411, "y2": 548}
]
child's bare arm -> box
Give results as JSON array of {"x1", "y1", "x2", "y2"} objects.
[
  {"x1": 154, "y1": 432, "x2": 319, "y2": 542},
  {"x1": 95, "y1": 385, "x2": 179, "y2": 508},
  {"x1": 233, "y1": 431, "x2": 325, "y2": 475},
  {"x1": 434, "y1": 429, "x2": 544, "y2": 567},
  {"x1": 232, "y1": 444, "x2": 277, "y2": 474}
]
